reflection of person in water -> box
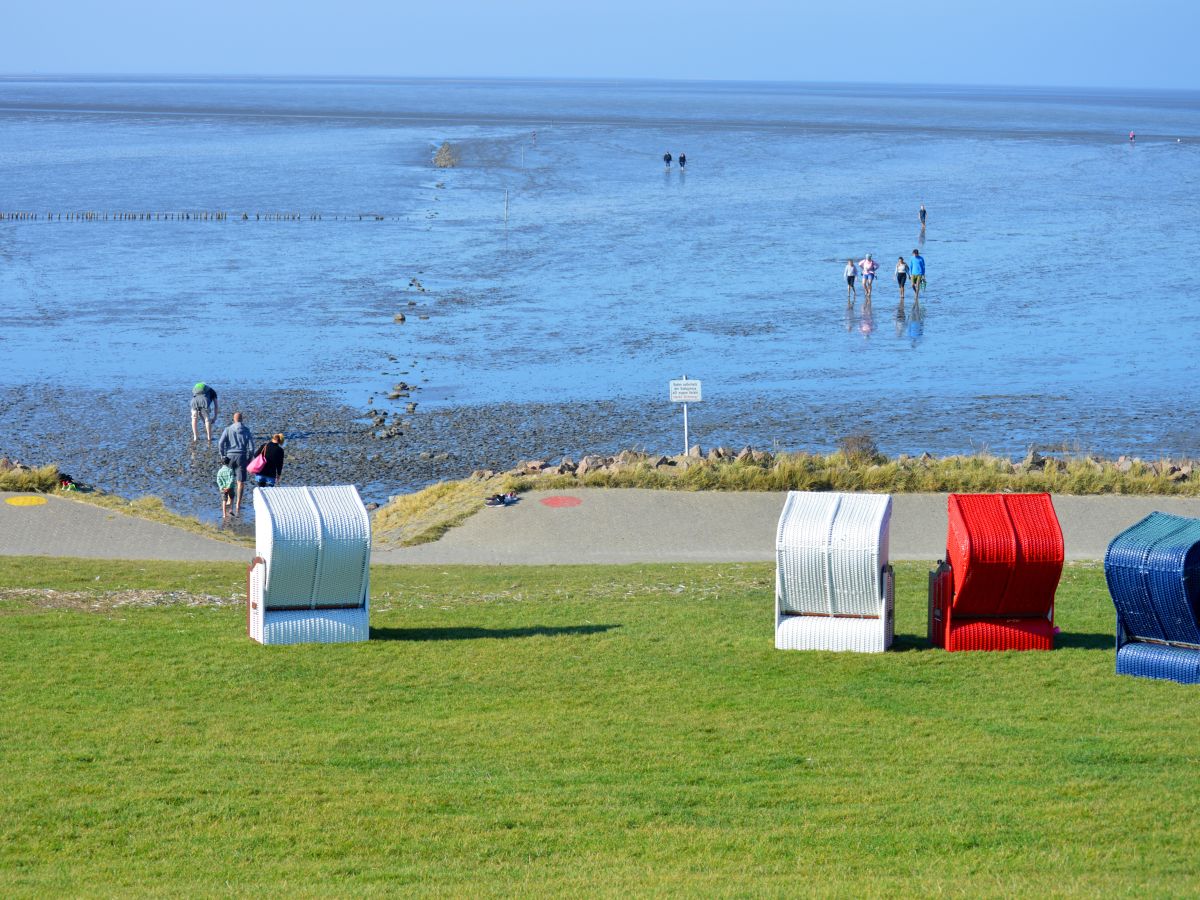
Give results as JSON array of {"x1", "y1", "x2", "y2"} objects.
[
  {"x1": 906, "y1": 297, "x2": 925, "y2": 344},
  {"x1": 663, "y1": 151, "x2": 672, "y2": 168},
  {"x1": 860, "y1": 300, "x2": 875, "y2": 336}
]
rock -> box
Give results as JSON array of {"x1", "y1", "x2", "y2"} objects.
[
  {"x1": 419, "y1": 451, "x2": 431, "y2": 460},
  {"x1": 687, "y1": 444, "x2": 703, "y2": 458},
  {"x1": 554, "y1": 458, "x2": 577, "y2": 475},
  {"x1": 419, "y1": 315, "x2": 430, "y2": 320},
  {"x1": 1181, "y1": 463, "x2": 1193, "y2": 477},
  {"x1": 393, "y1": 313, "x2": 406, "y2": 323},
  {"x1": 736, "y1": 446, "x2": 754, "y2": 462},
  {"x1": 406, "y1": 403, "x2": 418, "y2": 413},
  {"x1": 386, "y1": 392, "x2": 402, "y2": 400},
  {"x1": 407, "y1": 300, "x2": 417, "y2": 307},
  {"x1": 434, "y1": 452, "x2": 450, "y2": 462},
  {"x1": 751, "y1": 450, "x2": 772, "y2": 465},
  {"x1": 520, "y1": 459, "x2": 547, "y2": 474},
  {"x1": 576, "y1": 455, "x2": 606, "y2": 477},
  {"x1": 365, "y1": 502, "x2": 379, "y2": 512},
  {"x1": 470, "y1": 469, "x2": 495, "y2": 480},
  {"x1": 433, "y1": 141, "x2": 459, "y2": 168},
  {"x1": 1116, "y1": 456, "x2": 1133, "y2": 473},
  {"x1": 1021, "y1": 450, "x2": 1046, "y2": 471},
  {"x1": 652, "y1": 455, "x2": 673, "y2": 468}
]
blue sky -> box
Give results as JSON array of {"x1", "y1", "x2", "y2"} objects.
[{"x1": 6, "y1": 0, "x2": 1197, "y2": 90}]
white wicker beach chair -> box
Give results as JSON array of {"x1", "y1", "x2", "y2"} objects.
[
  {"x1": 247, "y1": 485, "x2": 371, "y2": 645},
  {"x1": 775, "y1": 491, "x2": 894, "y2": 652}
]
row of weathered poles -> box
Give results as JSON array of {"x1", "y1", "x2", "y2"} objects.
[{"x1": 0, "y1": 212, "x2": 396, "y2": 221}]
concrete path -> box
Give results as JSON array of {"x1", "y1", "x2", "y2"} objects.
[
  {"x1": 0, "y1": 492, "x2": 246, "y2": 562},
  {"x1": 6, "y1": 489, "x2": 1200, "y2": 565},
  {"x1": 373, "y1": 490, "x2": 1200, "y2": 565}
]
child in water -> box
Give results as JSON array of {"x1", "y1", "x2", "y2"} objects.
[{"x1": 217, "y1": 457, "x2": 235, "y2": 519}]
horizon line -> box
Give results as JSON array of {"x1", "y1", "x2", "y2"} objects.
[{"x1": 1, "y1": 72, "x2": 1197, "y2": 95}]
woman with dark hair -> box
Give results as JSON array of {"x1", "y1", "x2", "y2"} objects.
[{"x1": 251, "y1": 434, "x2": 286, "y2": 487}]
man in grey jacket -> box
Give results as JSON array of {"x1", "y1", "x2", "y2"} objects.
[{"x1": 217, "y1": 412, "x2": 255, "y2": 516}]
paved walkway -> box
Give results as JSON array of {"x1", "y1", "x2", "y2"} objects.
[
  {"x1": 6, "y1": 489, "x2": 1200, "y2": 565},
  {"x1": 0, "y1": 493, "x2": 246, "y2": 562}
]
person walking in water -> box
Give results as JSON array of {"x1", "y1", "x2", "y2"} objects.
[
  {"x1": 190, "y1": 382, "x2": 219, "y2": 443},
  {"x1": 844, "y1": 259, "x2": 857, "y2": 303},
  {"x1": 895, "y1": 255, "x2": 909, "y2": 302},
  {"x1": 217, "y1": 411, "x2": 255, "y2": 517},
  {"x1": 663, "y1": 151, "x2": 672, "y2": 168},
  {"x1": 679, "y1": 153, "x2": 687, "y2": 169},
  {"x1": 858, "y1": 254, "x2": 877, "y2": 302},
  {"x1": 909, "y1": 248, "x2": 926, "y2": 303},
  {"x1": 1129, "y1": 131, "x2": 1136, "y2": 143},
  {"x1": 919, "y1": 204, "x2": 927, "y2": 228}
]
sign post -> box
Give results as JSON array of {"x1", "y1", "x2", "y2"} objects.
[{"x1": 668, "y1": 376, "x2": 703, "y2": 455}]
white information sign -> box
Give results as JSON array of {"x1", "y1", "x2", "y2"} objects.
[{"x1": 669, "y1": 379, "x2": 702, "y2": 403}]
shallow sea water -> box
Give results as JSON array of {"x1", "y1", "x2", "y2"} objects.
[{"x1": 1, "y1": 78, "x2": 1198, "y2": 518}]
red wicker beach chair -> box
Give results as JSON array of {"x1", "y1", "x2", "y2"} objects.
[{"x1": 928, "y1": 493, "x2": 1063, "y2": 651}]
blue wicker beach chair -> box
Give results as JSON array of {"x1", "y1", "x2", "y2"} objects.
[{"x1": 1104, "y1": 512, "x2": 1200, "y2": 684}]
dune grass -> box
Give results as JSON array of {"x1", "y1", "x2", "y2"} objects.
[
  {"x1": 373, "y1": 474, "x2": 518, "y2": 546},
  {"x1": 510, "y1": 450, "x2": 1200, "y2": 496},
  {"x1": 2, "y1": 557, "x2": 1198, "y2": 895},
  {"x1": 0, "y1": 464, "x2": 61, "y2": 493}
]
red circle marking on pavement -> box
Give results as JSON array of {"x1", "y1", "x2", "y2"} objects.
[{"x1": 540, "y1": 495, "x2": 583, "y2": 508}]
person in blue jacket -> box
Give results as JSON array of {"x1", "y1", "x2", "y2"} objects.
[{"x1": 909, "y1": 249, "x2": 926, "y2": 303}]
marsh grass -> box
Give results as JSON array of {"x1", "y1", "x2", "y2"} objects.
[
  {"x1": 510, "y1": 451, "x2": 1200, "y2": 496},
  {"x1": 373, "y1": 474, "x2": 519, "y2": 546},
  {"x1": 1, "y1": 558, "x2": 1197, "y2": 895},
  {"x1": 0, "y1": 464, "x2": 60, "y2": 493}
]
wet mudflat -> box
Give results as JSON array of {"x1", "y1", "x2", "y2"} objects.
[
  {"x1": 1, "y1": 383, "x2": 1193, "y2": 524},
  {"x1": 3, "y1": 78, "x2": 1199, "y2": 522}
]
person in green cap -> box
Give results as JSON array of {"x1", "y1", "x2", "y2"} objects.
[{"x1": 190, "y1": 382, "x2": 219, "y2": 442}]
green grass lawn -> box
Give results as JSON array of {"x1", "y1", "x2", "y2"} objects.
[{"x1": 2, "y1": 559, "x2": 1198, "y2": 895}]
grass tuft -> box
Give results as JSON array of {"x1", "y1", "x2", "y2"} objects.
[
  {"x1": 0, "y1": 464, "x2": 61, "y2": 493},
  {"x1": 373, "y1": 475, "x2": 519, "y2": 546}
]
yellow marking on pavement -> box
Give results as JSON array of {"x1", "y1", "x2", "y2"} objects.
[{"x1": 5, "y1": 496, "x2": 48, "y2": 507}]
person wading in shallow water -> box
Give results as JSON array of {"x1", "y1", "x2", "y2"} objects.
[
  {"x1": 663, "y1": 151, "x2": 672, "y2": 168},
  {"x1": 251, "y1": 433, "x2": 286, "y2": 488},
  {"x1": 190, "y1": 382, "x2": 219, "y2": 442},
  {"x1": 909, "y1": 248, "x2": 926, "y2": 303},
  {"x1": 217, "y1": 412, "x2": 255, "y2": 517}
]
